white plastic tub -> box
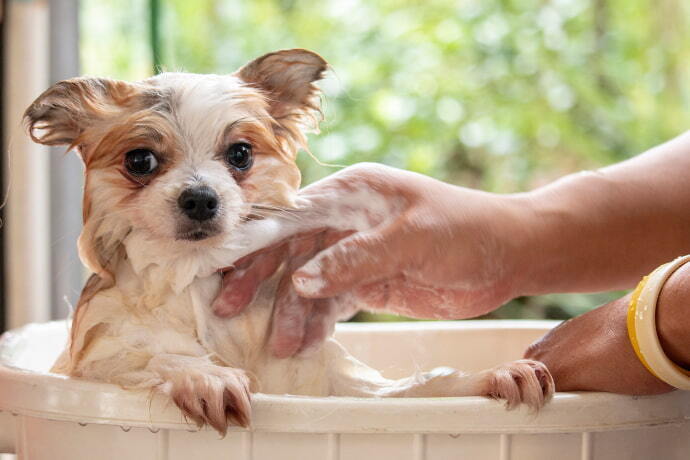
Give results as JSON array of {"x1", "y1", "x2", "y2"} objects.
[{"x1": 0, "y1": 320, "x2": 688, "y2": 460}]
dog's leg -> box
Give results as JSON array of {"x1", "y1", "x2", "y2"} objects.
[
  {"x1": 75, "y1": 351, "x2": 252, "y2": 434},
  {"x1": 382, "y1": 360, "x2": 554, "y2": 410},
  {"x1": 58, "y1": 279, "x2": 252, "y2": 434},
  {"x1": 326, "y1": 343, "x2": 553, "y2": 410},
  {"x1": 69, "y1": 328, "x2": 252, "y2": 434}
]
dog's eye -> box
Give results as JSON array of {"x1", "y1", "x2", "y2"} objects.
[
  {"x1": 225, "y1": 143, "x2": 253, "y2": 171},
  {"x1": 125, "y1": 149, "x2": 159, "y2": 176}
]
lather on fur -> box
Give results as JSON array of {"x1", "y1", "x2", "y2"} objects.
[{"x1": 24, "y1": 49, "x2": 554, "y2": 435}]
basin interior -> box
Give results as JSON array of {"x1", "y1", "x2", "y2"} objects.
[{"x1": 0, "y1": 320, "x2": 555, "y2": 379}]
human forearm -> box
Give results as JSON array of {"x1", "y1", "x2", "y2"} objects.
[{"x1": 513, "y1": 131, "x2": 690, "y2": 295}]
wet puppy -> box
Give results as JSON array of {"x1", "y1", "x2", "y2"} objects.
[{"x1": 24, "y1": 49, "x2": 553, "y2": 435}]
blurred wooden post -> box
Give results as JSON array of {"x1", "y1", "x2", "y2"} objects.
[
  {"x1": 3, "y1": 0, "x2": 51, "y2": 328},
  {"x1": 0, "y1": 0, "x2": 6, "y2": 333}
]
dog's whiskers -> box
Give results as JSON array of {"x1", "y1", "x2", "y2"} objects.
[{"x1": 248, "y1": 203, "x2": 303, "y2": 222}]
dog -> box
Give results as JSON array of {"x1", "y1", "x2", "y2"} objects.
[{"x1": 23, "y1": 49, "x2": 554, "y2": 435}]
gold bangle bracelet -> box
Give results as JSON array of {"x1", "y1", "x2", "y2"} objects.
[{"x1": 627, "y1": 255, "x2": 690, "y2": 390}]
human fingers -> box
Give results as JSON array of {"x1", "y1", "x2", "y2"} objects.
[
  {"x1": 292, "y1": 226, "x2": 401, "y2": 298},
  {"x1": 213, "y1": 247, "x2": 286, "y2": 317}
]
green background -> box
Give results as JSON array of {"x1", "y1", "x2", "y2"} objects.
[{"x1": 80, "y1": 0, "x2": 690, "y2": 320}]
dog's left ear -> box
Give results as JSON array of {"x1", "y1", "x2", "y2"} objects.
[{"x1": 236, "y1": 49, "x2": 328, "y2": 150}]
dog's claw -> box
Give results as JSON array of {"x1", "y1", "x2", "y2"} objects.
[
  {"x1": 484, "y1": 359, "x2": 554, "y2": 411},
  {"x1": 167, "y1": 366, "x2": 252, "y2": 435}
]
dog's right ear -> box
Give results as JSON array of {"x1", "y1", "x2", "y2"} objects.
[
  {"x1": 23, "y1": 77, "x2": 137, "y2": 155},
  {"x1": 24, "y1": 78, "x2": 137, "y2": 282}
]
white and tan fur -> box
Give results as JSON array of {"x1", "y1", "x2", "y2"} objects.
[{"x1": 24, "y1": 49, "x2": 553, "y2": 435}]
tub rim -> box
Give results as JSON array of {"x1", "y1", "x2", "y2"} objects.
[{"x1": 0, "y1": 320, "x2": 688, "y2": 435}]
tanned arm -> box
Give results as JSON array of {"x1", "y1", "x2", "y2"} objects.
[
  {"x1": 516, "y1": 131, "x2": 690, "y2": 295},
  {"x1": 524, "y1": 260, "x2": 690, "y2": 394}
]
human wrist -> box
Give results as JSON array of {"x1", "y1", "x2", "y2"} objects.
[
  {"x1": 494, "y1": 191, "x2": 552, "y2": 298},
  {"x1": 482, "y1": 192, "x2": 540, "y2": 302},
  {"x1": 506, "y1": 178, "x2": 605, "y2": 296}
]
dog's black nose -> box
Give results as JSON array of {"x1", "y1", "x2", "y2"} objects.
[{"x1": 178, "y1": 186, "x2": 219, "y2": 221}]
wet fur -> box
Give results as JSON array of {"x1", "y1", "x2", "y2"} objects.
[{"x1": 24, "y1": 49, "x2": 553, "y2": 435}]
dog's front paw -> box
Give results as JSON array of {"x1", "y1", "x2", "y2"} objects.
[
  {"x1": 484, "y1": 359, "x2": 554, "y2": 411},
  {"x1": 165, "y1": 365, "x2": 252, "y2": 435}
]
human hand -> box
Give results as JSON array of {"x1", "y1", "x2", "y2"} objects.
[
  {"x1": 214, "y1": 163, "x2": 531, "y2": 357},
  {"x1": 523, "y1": 295, "x2": 665, "y2": 394},
  {"x1": 524, "y1": 260, "x2": 690, "y2": 394}
]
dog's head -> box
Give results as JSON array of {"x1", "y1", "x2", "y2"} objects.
[{"x1": 24, "y1": 49, "x2": 327, "y2": 280}]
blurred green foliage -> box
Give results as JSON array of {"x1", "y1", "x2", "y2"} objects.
[{"x1": 81, "y1": 0, "x2": 690, "y2": 319}]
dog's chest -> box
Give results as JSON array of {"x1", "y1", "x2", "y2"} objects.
[
  {"x1": 125, "y1": 257, "x2": 333, "y2": 396},
  {"x1": 187, "y1": 273, "x2": 276, "y2": 368},
  {"x1": 188, "y1": 272, "x2": 333, "y2": 396},
  {"x1": 115, "y1": 262, "x2": 204, "y2": 356}
]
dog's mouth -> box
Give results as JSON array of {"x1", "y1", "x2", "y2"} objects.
[
  {"x1": 179, "y1": 230, "x2": 213, "y2": 241},
  {"x1": 176, "y1": 223, "x2": 221, "y2": 241}
]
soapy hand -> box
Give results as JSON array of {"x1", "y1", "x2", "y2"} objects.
[{"x1": 213, "y1": 163, "x2": 529, "y2": 358}]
